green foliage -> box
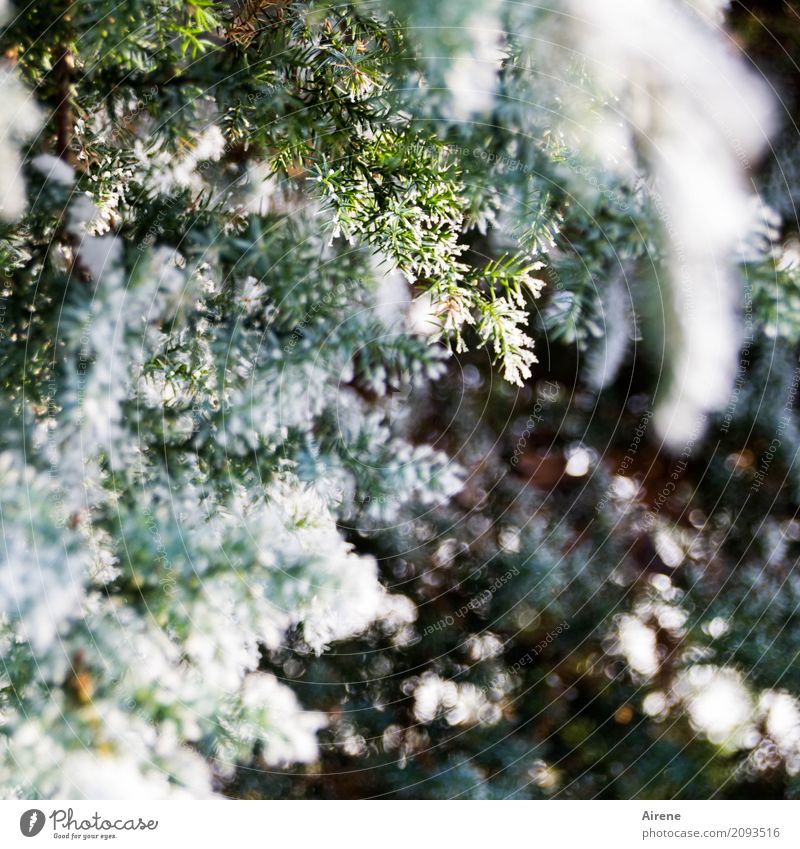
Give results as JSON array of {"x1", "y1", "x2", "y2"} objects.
[{"x1": 0, "y1": 0, "x2": 799, "y2": 802}]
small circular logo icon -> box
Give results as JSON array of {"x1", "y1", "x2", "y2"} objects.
[{"x1": 20, "y1": 809, "x2": 45, "y2": 837}]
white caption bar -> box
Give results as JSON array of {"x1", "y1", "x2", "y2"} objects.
[{"x1": 1, "y1": 800, "x2": 798, "y2": 848}]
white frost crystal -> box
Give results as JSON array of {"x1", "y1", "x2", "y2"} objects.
[
  {"x1": 545, "y1": 0, "x2": 773, "y2": 445},
  {"x1": 0, "y1": 69, "x2": 39, "y2": 218}
]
